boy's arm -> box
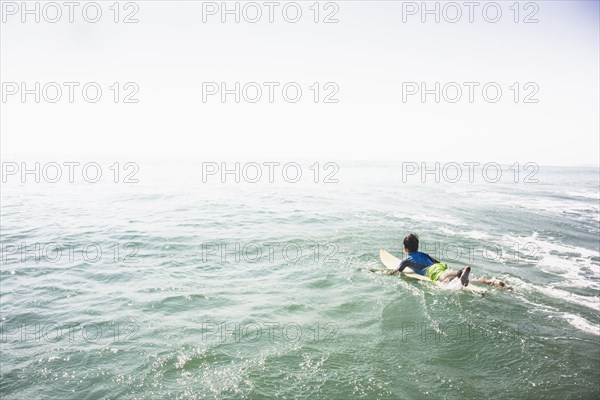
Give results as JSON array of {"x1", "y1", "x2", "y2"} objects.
[
  {"x1": 428, "y1": 254, "x2": 440, "y2": 264},
  {"x1": 388, "y1": 260, "x2": 408, "y2": 274}
]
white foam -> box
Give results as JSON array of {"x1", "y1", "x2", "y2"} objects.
[
  {"x1": 501, "y1": 233, "x2": 600, "y2": 285},
  {"x1": 534, "y1": 285, "x2": 600, "y2": 311},
  {"x1": 562, "y1": 313, "x2": 600, "y2": 336},
  {"x1": 435, "y1": 228, "x2": 493, "y2": 241},
  {"x1": 514, "y1": 292, "x2": 599, "y2": 336},
  {"x1": 402, "y1": 213, "x2": 464, "y2": 227},
  {"x1": 564, "y1": 189, "x2": 600, "y2": 201}
]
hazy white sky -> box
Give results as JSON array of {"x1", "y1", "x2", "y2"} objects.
[{"x1": 1, "y1": 1, "x2": 599, "y2": 165}]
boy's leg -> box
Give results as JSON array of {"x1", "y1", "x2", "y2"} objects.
[
  {"x1": 439, "y1": 267, "x2": 471, "y2": 286},
  {"x1": 473, "y1": 278, "x2": 513, "y2": 290},
  {"x1": 439, "y1": 266, "x2": 470, "y2": 286},
  {"x1": 438, "y1": 270, "x2": 459, "y2": 282},
  {"x1": 460, "y1": 266, "x2": 470, "y2": 286}
]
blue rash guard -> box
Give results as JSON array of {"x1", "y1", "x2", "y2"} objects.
[{"x1": 396, "y1": 251, "x2": 437, "y2": 276}]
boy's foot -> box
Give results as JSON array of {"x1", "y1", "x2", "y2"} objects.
[
  {"x1": 460, "y1": 266, "x2": 471, "y2": 287},
  {"x1": 494, "y1": 280, "x2": 513, "y2": 291}
]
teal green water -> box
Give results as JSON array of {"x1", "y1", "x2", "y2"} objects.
[{"x1": 1, "y1": 162, "x2": 599, "y2": 399}]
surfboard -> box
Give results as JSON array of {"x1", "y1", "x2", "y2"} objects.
[{"x1": 379, "y1": 248, "x2": 486, "y2": 294}]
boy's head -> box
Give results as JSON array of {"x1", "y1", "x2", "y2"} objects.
[{"x1": 403, "y1": 233, "x2": 419, "y2": 253}]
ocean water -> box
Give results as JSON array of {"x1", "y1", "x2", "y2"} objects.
[{"x1": 1, "y1": 160, "x2": 599, "y2": 399}]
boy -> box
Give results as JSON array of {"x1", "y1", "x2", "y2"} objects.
[
  {"x1": 388, "y1": 233, "x2": 511, "y2": 289},
  {"x1": 388, "y1": 233, "x2": 470, "y2": 286}
]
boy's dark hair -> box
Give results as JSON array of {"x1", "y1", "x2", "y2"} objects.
[{"x1": 403, "y1": 233, "x2": 419, "y2": 253}]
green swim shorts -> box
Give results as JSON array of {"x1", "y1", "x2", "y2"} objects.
[{"x1": 425, "y1": 263, "x2": 449, "y2": 282}]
